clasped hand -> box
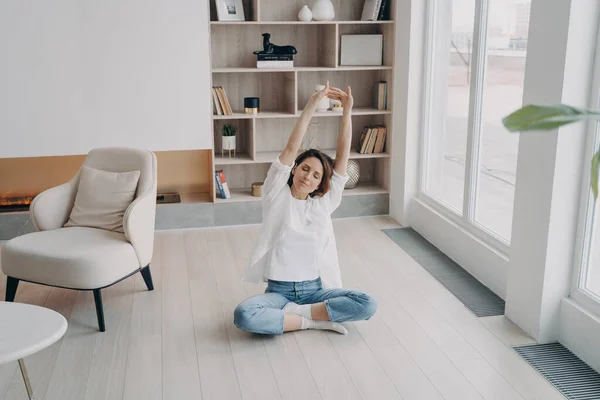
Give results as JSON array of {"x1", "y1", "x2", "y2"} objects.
[{"x1": 311, "y1": 81, "x2": 354, "y2": 111}]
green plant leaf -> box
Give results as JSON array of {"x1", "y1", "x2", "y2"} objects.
[
  {"x1": 592, "y1": 150, "x2": 600, "y2": 200},
  {"x1": 222, "y1": 124, "x2": 237, "y2": 136},
  {"x1": 502, "y1": 104, "x2": 600, "y2": 132}
]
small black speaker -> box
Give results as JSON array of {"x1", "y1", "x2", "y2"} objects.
[{"x1": 244, "y1": 97, "x2": 259, "y2": 114}]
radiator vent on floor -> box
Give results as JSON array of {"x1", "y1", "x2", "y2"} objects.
[
  {"x1": 382, "y1": 227, "x2": 505, "y2": 317},
  {"x1": 514, "y1": 342, "x2": 600, "y2": 400}
]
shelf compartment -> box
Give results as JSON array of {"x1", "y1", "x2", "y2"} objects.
[
  {"x1": 338, "y1": 22, "x2": 396, "y2": 68},
  {"x1": 213, "y1": 119, "x2": 254, "y2": 162},
  {"x1": 351, "y1": 114, "x2": 390, "y2": 153},
  {"x1": 212, "y1": 72, "x2": 296, "y2": 115},
  {"x1": 214, "y1": 163, "x2": 270, "y2": 201},
  {"x1": 254, "y1": 118, "x2": 341, "y2": 155},
  {"x1": 211, "y1": 24, "x2": 336, "y2": 69},
  {"x1": 253, "y1": 115, "x2": 389, "y2": 160},
  {"x1": 348, "y1": 157, "x2": 390, "y2": 192},
  {"x1": 259, "y1": 0, "x2": 368, "y2": 22},
  {"x1": 210, "y1": 0, "x2": 258, "y2": 22},
  {"x1": 297, "y1": 70, "x2": 391, "y2": 110}
]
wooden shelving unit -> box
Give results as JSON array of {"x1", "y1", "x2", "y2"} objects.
[{"x1": 209, "y1": 0, "x2": 395, "y2": 203}]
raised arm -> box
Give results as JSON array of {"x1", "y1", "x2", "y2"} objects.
[
  {"x1": 279, "y1": 81, "x2": 331, "y2": 166},
  {"x1": 329, "y1": 87, "x2": 354, "y2": 175}
]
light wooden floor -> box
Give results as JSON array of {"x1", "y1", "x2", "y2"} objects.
[{"x1": 0, "y1": 216, "x2": 566, "y2": 400}]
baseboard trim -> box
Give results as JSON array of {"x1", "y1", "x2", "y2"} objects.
[{"x1": 0, "y1": 193, "x2": 389, "y2": 240}]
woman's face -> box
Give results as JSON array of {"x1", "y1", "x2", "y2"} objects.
[{"x1": 292, "y1": 157, "x2": 324, "y2": 196}]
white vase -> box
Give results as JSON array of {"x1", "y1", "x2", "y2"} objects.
[
  {"x1": 314, "y1": 84, "x2": 330, "y2": 111},
  {"x1": 298, "y1": 5, "x2": 312, "y2": 21},
  {"x1": 311, "y1": 0, "x2": 334, "y2": 21}
]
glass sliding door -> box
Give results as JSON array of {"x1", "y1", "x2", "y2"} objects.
[
  {"x1": 572, "y1": 35, "x2": 600, "y2": 316},
  {"x1": 474, "y1": 0, "x2": 529, "y2": 241},
  {"x1": 421, "y1": 0, "x2": 531, "y2": 248},
  {"x1": 422, "y1": 0, "x2": 476, "y2": 214}
]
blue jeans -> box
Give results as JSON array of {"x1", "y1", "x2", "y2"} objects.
[{"x1": 233, "y1": 277, "x2": 377, "y2": 335}]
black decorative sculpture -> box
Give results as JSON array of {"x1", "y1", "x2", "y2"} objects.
[{"x1": 253, "y1": 33, "x2": 297, "y2": 55}]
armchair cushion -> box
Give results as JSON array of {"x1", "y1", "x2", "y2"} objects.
[
  {"x1": 1, "y1": 227, "x2": 140, "y2": 289},
  {"x1": 64, "y1": 166, "x2": 140, "y2": 233}
]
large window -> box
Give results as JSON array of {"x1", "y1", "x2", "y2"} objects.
[
  {"x1": 573, "y1": 120, "x2": 600, "y2": 316},
  {"x1": 572, "y1": 35, "x2": 600, "y2": 316},
  {"x1": 422, "y1": 0, "x2": 530, "y2": 244}
]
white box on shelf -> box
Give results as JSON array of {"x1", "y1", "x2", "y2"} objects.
[
  {"x1": 256, "y1": 60, "x2": 294, "y2": 68},
  {"x1": 340, "y1": 34, "x2": 383, "y2": 66}
]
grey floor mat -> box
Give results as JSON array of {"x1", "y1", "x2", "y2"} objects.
[
  {"x1": 514, "y1": 343, "x2": 600, "y2": 400},
  {"x1": 382, "y1": 227, "x2": 505, "y2": 317}
]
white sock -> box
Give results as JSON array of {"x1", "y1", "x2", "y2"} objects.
[
  {"x1": 283, "y1": 302, "x2": 312, "y2": 319},
  {"x1": 300, "y1": 317, "x2": 348, "y2": 335}
]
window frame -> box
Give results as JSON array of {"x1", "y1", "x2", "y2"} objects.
[
  {"x1": 419, "y1": 0, "x2": 512, "y2": 256},
  {"x1": 570, "y1": 26, "x2": 600, "y2": 318}
]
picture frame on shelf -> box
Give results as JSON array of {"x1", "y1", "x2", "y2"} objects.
[{"x1": 215, "y1": 0, "x2": 245, "y2": 21}]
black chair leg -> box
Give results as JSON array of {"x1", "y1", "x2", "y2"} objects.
[
  {"x1": 93, "y1": 289, "x2": 106, "y2": 332},
  {"x1": 5, "y1": 277, "x2": 19, "y2": 302},
  {"x1": 140, "y1": 265, "x2": 154, "y2": 291}
]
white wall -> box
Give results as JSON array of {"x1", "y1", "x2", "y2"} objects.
[
  {"x1": 389, "y1": 0, "x2": 425, "y2": 226},
  {"x1": 506, "y1": 0, "x2": 597, "y2": 344},
  {"x1": 0, "y1": 0, "x2": 213, "y2": 158}
]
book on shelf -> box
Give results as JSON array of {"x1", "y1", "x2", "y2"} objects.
[
  {"x1": 256, "y1": 60, "x2": 294, "y2": 69},
  {"x1": 215, "y1": 170, "x2": 231, "y2": 199},
  {"x1": 373, "y1": 81, "x2": 387, "y2": 110},
  {"x1": 212, "y1": 86, "x2": 233, "y2": 116},
  {"x1": 211, "y1": 88, "x2": 223, "y2": 115},
  {"x1": 256, "y1": 54, "x2": 294, "y2": 61},
  {"x1": 377, "y1": 0, "x2": 390, "y2": 20},
  {"x1": 358, "y1": 125, "x2": 387, "y2": 154},
  {"x1": 361, "y1": 0, "x2": 383, "y2": 21}
]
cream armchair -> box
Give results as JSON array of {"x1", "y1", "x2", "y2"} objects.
[{"x1": 1, "y1": 147, "x2": 157, "y2": 332}]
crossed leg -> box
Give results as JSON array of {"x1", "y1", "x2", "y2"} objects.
[{"x1": 233, "y1": 288, "x2": 377, "y2": 335}]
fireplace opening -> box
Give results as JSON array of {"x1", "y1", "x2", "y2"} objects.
[
  {"x1": 0, "y1": 149, "x2": 212, "y2": 216},
  {"x1": 0, "y1": 196, "x2": 34, "y2": 213},
  {"x1": 0, "y1": 192, "x2": 185, "y2": 214}
]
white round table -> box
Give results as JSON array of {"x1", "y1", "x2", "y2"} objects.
[{"x1": 0, "y1": 301, "x2": 68, "y2": 400}]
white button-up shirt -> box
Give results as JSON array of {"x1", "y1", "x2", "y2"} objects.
[{"x1": 242, "y1": 156, "x2": 349, "y2": 288}]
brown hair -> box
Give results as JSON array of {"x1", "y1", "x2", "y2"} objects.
[{"x1": 287, "y1": 149, "x2": 334, "y2": 198}]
